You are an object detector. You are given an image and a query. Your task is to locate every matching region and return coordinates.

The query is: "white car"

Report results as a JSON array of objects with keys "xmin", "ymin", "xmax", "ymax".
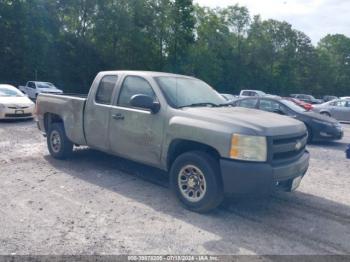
[
  {"xmin": 239, "ymin": 89, "xmax": 266, "ymax": 97},
  {"xmin": 19, "ymin": 81, "xmax": 63, "ymax": 99},
  {"xmin": 0, "ymin": 84, "xmax": 35, "ymax": 120}
]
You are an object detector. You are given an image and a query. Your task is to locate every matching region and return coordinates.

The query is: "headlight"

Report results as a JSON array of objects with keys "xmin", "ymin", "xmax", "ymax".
[{"xmin": 230, "ymin": 134, "xmax": 267, "ymax": 162}]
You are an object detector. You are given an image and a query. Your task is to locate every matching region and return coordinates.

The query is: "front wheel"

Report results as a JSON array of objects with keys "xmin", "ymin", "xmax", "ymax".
[
  {"xmin": 170, "ymin": 151, "xmax": 224, "ymax": 213},
  {"xmin": 47, "ymin": 123, "xmax": 73, "ymax": 159}
]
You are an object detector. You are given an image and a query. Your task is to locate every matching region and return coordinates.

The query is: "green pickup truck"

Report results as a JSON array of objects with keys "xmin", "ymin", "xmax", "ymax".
[{"xmin": 36, "ymin": 71, "xmax": 309, "ymax": 212}]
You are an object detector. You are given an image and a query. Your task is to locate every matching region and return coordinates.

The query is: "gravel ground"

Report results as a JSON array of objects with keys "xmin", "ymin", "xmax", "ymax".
[{"xmin": 0, "ymin": 120, "xmax": 350, "ymax": 255}]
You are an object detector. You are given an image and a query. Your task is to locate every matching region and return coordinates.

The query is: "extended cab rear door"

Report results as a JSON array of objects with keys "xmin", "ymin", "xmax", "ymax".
[
  {"xmin": 108, "ymin": 75, "xmax": 164, "ymax": 167},
  {"xmin": 84, "ymin": 75, "xmax": 119, "ymax": 151}
]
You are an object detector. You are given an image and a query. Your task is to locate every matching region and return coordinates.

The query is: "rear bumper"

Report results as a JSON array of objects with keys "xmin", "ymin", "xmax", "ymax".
[{"xmin": 220, "ymin": 151, "xmax": 310, "ymax": 195}]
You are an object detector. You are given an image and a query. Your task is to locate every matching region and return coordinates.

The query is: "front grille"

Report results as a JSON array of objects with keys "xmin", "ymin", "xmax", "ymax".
[
  {"xmin": 270, "ymin": 132, "xmax": 307, "ymax": 164},
  {"xmin": 5, "ymin": 113, "xmax": 32, "ymax": 118},
  {"xmin": 8, "ymin": 106, "xmax": 29, "ymax": 109}
]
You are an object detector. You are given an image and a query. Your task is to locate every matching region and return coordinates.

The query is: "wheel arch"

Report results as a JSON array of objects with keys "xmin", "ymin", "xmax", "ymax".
[
  {"xmin": 167, "ymin": 139, "xmax": 221, "ymax": 171},
  {"xmin": 320, "ymin": 110, "xmax": 331, "ymax": 116},
  {"xmin": 44, "ymin": 113, "xmax": 64, "ymax": 133}
]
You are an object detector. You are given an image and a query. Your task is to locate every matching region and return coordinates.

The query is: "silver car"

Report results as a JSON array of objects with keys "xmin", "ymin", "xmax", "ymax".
[{"xmin": 313, "ymin": 99, "xmax": 350, "ymax": 122}]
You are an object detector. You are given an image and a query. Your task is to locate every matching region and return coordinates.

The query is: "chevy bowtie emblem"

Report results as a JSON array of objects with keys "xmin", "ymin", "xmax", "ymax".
[{"xmin": 295, "ymin": 140, "xmax": 302, "ymax": 151}]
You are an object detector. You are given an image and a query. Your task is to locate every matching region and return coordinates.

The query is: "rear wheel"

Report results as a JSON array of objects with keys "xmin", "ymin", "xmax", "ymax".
[
  {"xmin": 170, "ymin": 151, "xmax": 223, "ymax": 213},
  {"xmin": 47, "ymin": 123, "xmax": 73, "ymax": 159}
]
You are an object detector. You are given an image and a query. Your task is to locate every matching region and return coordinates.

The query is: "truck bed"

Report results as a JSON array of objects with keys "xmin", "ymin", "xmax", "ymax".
[
  {"xmin": 54, "ymin": 93, "xmax": 88, "ymax": 99},
  {"xmin": 36, "ymin": 93, "xmax": 87, "ymax": 146}
]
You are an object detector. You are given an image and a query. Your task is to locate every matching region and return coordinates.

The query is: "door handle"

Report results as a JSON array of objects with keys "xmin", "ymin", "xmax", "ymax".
[{"xmin": 112, "ymin": 113, "xmax": 125, "ymax": 120}]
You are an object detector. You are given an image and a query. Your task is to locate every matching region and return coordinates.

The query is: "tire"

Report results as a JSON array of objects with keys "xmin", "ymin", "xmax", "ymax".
[
  {"xmin": 170, "ymin": 151, "xmax": 224, "ymax": 213},
  {"xmin": 47, "ymin": 123, "xmax": 73, "ymax": 159},
  {"xmin": 306, "ymin": 125, "xmax": 313, "ymax": 143}
]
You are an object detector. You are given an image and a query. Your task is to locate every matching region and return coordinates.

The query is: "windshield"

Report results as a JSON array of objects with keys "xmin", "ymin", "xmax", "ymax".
[
  {"xmin": 37, "ymin": 82, "xmax": 55, "ymax": 89},
  {"xmin": 281, "ymin": 99, "xmax": 307, "ymax": 113},
  {"xmin": 0, "ymin": 87, "xmax": 24, "ymax": 97},
  {"xmin": 155, "ymin": 77, "xmax": 227, "ymax": 108},
  {"xmin": 256, "ymin": 91, "xmax": 266, "ymax": 96}
]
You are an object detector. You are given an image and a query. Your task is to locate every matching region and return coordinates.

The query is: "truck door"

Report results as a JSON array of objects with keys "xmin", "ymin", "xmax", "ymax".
[
  {"xmin": 109, "ymin": 75, "xmax": 164, "ymax": 166},
  {"xmin": 84, "ymin": 75, "xmax": 119, "ymax": 151}
]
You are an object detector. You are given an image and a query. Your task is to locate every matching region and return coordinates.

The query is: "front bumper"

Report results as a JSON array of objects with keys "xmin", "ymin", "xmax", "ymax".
[
  {"xmin": 313, "ymin": 124, "xmax": 343, "ymax": 140},
  {"xmin": 220, "ymin": 151, "xmax": 310, "ymax": 195}
]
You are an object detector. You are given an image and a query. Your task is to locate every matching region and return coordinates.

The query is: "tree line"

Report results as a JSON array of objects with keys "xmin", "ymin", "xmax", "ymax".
[{"xmin": 1, "ymin": 0, "xmax": 349, "ymax": 96}]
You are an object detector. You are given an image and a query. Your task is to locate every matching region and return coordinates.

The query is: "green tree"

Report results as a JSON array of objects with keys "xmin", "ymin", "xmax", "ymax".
[
  {"xmin": 167, "ymin": 0, "xmax": 195, "ymax": 73},
  {"xmin": 316, "ymin": 34, "xmax": 350, "ymax": 95}
]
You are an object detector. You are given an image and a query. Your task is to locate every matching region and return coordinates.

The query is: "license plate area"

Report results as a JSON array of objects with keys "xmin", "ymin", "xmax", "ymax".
[{"xmin": 15, "ymin": 110, "xmax": 24, "ymax": 114}]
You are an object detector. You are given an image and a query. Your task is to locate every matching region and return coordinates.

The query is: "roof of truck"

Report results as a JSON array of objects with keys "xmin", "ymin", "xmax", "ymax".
[{"xmin": 99, "ymin": 70, "xmax": 196, "ymax": 79}]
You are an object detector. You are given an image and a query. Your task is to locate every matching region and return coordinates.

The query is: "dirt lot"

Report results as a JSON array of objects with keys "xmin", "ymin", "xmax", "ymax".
[{"xmin": 0, "ymin": 120, "xmax": 350, "ymax": 255}]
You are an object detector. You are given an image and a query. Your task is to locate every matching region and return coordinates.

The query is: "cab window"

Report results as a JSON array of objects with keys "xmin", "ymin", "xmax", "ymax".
[
  {"xmin": 28, "ymin": 82, "xmax": 35, "ymax": 89},
  {"xmin": 95, "ymin": 75, "xmax": 118, "ymax": 105},
  {"xmin": 118, "ymin": 76, "xmax": 155, "ymax": 108}
]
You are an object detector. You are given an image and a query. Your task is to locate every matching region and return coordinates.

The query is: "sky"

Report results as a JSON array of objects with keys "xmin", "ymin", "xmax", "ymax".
[{"xmin": 195, "ymin": 0, "xmax": 350, "ymax": 44}]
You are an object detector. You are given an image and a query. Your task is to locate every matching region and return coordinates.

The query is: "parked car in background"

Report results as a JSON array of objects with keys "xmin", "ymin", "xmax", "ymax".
[
  {"xmin": 340, "ymin": 96, "xmax": 350, "ymax": 100},
  {"xmin": 36, "ymin": 71, "xmax": 310, "ymax": 212},
  {"xmin": 323, "ymin": 95, "xmax": 338, "ymax": 102},
  {"xmin": 0, "ymin": 84, "xmax": 35, "ymax": 120},
  {"xmin": 285, "ymin": 97, "xmax": 313, "ymax": 111},
  {"xmin": 232, "ymin": 96, "xmax": 343, "ymax": 143},
  {"xmin": 239, "ymin": 90, "xmax": 266, "ymax": 97},
  {"xmin": 313, "ymin": 99, "xmax": 350, "ymax": 122},
  {"xmin": 221, "ymin": 93, "xmax": 238, "ymax": 103},
  {"xmin": 19, "ymin": 81, "xmax": 63, "ymax": 99},
  {"xmin": 290, "ymin": 94, "xmax": 323, "ymax": 104}
]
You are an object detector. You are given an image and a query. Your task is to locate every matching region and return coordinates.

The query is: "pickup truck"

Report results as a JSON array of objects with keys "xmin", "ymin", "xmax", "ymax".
[
  {"xmin": 19, "ymin": 81, "xmax": 63, "ymax": 99},
  {"xmin": 36, "ymin": 71, "xmax": 310, "ymax": 212}
]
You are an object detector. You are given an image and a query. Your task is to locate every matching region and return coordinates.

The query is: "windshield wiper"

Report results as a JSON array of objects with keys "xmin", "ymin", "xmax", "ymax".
[{"xmin": 178, "ymin": 102, "xmax": 220, "ymax": 108}]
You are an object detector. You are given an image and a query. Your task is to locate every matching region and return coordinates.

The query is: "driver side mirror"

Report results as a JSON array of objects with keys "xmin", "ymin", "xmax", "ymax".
[{"xmin": 130, "ymin": 94, "xmax": 160, "ymax": 113}]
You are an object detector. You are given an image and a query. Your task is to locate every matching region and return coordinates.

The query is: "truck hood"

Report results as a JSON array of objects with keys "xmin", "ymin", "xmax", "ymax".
[
  {"xmin": 39, "ymin": 88, "xmax": 63, "ymax": 93},
  {"xmin": 180, "ymin": 107, "xmax": 306, "ymax": 136}
]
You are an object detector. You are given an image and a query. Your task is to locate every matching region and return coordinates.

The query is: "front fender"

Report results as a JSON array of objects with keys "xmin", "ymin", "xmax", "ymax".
[{"xmin": 161, "ymin": 116, "xmax": 232, "ymax": 166}]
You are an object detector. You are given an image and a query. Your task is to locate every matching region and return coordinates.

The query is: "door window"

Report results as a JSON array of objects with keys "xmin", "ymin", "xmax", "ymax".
[
  {"xmin": 118, "ymin": 76, "xmax": 155, "ymax": 108},
  {"xmin": 259, "ymin": 99, "xmax": 281, "ymax": 112},
  {"xmin": 237, "ymin": 98, "xmax": 258, "ymax": 108},
  {"xmin": 334, "ymin": 100, "xmax": 347, "ymax": 107},
  {"xmin": 95, "ymin": 75, "xmax": 118, "ymax": 105},
  {"xmin": 28, "ymin": 82, "xmax": 35, "ymax": 89}
]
